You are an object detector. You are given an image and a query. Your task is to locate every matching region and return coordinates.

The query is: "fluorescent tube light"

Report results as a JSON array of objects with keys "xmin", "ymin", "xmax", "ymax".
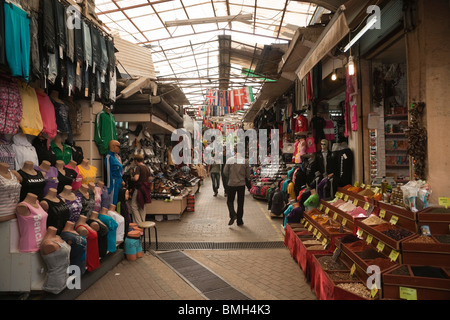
[{"xmin": 343, "ymin": 16, "xmax": 377, "ymax": 52}]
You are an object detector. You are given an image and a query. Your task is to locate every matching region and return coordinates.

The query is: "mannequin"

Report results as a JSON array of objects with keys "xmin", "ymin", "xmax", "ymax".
[
  {"xmin": 124, "ymin": 229, "xmax": 143, "ymax": 261},
  {"xmin": 87, "ymin": 211, "xmax": 109, "ymax": 258},
  {"xmin": 35, "ymin": 160, "xmax": 59, "ymax": 195},
  {"xmin": 105, "ymin": 140, "xmax": 123, "ymax": 205},
  {"xmin": 51, "ymin": 133, "xmax": 72, "ymax": 165},
  {"xmin": 50, "ymin": 90, "xmax": 73, "ymax": 144},
  {"xmin": 59, "ymin": 185, "xmax": 82, "ymax": 222},
  {"xmin": 116, "ymin": 187, "xmax": 131, "ymax": 235},
  {"xmin": 107, "ymin": 204, "xmax": 125, "ymax": 244},
  {"xmin": 40, "ymin": 226, "xmax": 71, "ymax": 295},
  {"xmin": 77, "ymin": 158, "xmax": 97, "ymax": 185},
  {"xmin": 75, "ymin": 215, "xmax": 100, "ymax": 272},
  {"xmin": 93, "ymin": 180, "xmax": 104, "ymax": 212},
  {"xmin": 32, "ymin": 134, "xmax": 57, "ymax": 166},
  {"xmin": 0, "ymin": 163, "xmax": 21, "ymax": 220},
  {"xmin": 56, "ymin": 160, "xmax": 76, "ymax": 193},
  {"xmin": 98, "ymin": 207, "xmax": 119, "ymax": 253},
  {"xmin": 316, "ymin": 139, "xmax": 333, "ymax": 176},
  {"xmin": 60, "ymin": 221, "xmax": 87, "ymax": 276},
  {"xmin": 40, "ymin": 188, "xmax": 70, "ymax": 234},
  {"xmin": 15, "ymin": 193, "xmax": 48, "ymax": 252},
  {"xmin": 66, "ymin": 159, "xmax": 82, "ymax": 191},
  {"xmin": 17, "ymin": 161, "xmax": 46, "ymax": 202},
  {"xmin": 331, "ymin": 141, "xmax": 353, "ymax": 187},
  {"xmin": 75, "ymin": 183, "xmax": 95, "ymax": 218}
]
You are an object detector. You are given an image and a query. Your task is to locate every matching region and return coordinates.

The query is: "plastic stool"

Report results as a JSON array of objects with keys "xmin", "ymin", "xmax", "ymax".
[{"xmin": 137, "ymin": 221, "xmax": 158, "ymax": 252}]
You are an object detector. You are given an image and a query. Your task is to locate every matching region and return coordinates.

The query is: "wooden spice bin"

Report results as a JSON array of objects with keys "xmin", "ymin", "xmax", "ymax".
[
  {"xmin": 401, "ymin": 234, "xmax": 450, "ymax": 267},
  {"xmin": 417, "ymin": 207, "xmax": 450, "ymax": 234},
  {"xmin": 382, "ymin": 264, "xmax": 450, "ymax": 300},
  {"xmin": 320, "ymin": 199, "xmax": 366, "ymax": 234},
  {"xmin": 304, "ymin": 209, "xmax": 352, "ymax": 247},
  {"xmin": 376, "ymin": 201, "xmax": 418, "ymax": 233},
  {"xmin": 356, "ymin": 220, "xmax": 415, "ymax": 251},
  {"xmin": 337, "ymin": 187, "xmax": 369, "ymax": 204}
]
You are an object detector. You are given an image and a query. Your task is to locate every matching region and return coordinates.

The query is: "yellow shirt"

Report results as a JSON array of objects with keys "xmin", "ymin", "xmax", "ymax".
[
  {"xmin": 287, "ymin": 182, "xmax": 296, "ymax": 200},
  {"xmin": 17, "ymin": 80, "xmax": 43, "ymax": 136},
  {"xmin": 77, "ymin": 165, "xmax": 98, "ymax": 185}
]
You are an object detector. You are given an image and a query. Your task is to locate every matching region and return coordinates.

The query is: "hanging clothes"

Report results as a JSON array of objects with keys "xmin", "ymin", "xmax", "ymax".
[
  {"xmin": 51, "ymin": 140, "xmax": 72, "ymax": 165},
  {"xmin": 17, "ymin": 81, "xmax": 43, "ymax": 136},
  {"xmin": 12, "ymin": 133, "xmax": 39, "ymax": 170},
  {"xmin": 50, "ymin": 97, "xmax": 73, "ymax": 144},
  {"xmin": 36, "ymin": 89, "xmax": 57, "ymax": 140},
  {"xmin": 94, "ymin": 108, "xmax": 117, "ymax": 155},
  {"xmin": 0, "ymin": 73, "xmax": 22, "ymax": 135},
  {"xmin": 324, "ymin": 119, "xmax": 336, "ymax": 141},
  {"xmin": 4, "ymin": 2, "xmax": 30, "ymax": 81}
]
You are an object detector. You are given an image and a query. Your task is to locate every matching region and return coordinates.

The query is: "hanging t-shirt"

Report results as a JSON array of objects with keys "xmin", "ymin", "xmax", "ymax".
[
  {"xmin": 324, "ymin": 119, "xmax": 336, "ymax": 141},
  {"xmin": 12, "ymin": 133, "xmax": 39, "ymax": 170},
  {"xmin": 36, "ymin": 89, "xmax": 57, "ymax": 140},
  {"xmin": 306, "ymin": 136, "xmax": 316, "ymax": 154},
  {"xmin": 17, "ymin": 80, "xmax": 43, "ymax": 136},
  {"xmin": 294, "ymin": 115, "xmax": 308, "ymax": 133}
]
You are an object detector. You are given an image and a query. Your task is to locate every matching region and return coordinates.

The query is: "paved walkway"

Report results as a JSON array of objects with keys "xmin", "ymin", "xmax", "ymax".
[{"xmin": 76, "ymin": 177, "xmax": 316, "ymax": 301}]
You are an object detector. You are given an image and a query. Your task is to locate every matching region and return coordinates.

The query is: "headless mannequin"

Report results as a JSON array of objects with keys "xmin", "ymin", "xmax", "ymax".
[
  {"xmin": 16, "ymin": 193, "xmax": 41, "ymax": 216},
  {"xmin": 100, "ymin": 207, "xmax": 109, "ymax": 216},
  {"xmin": 39, "ymin": 160, "xmax": 51, "ymax": 173},
  {"xmin": 89, "ymin": 210, "xmax": 107, "ymax": 230},
  {"xmin": 80, "ymin": 158, "xmax": 90, "ymax": 171},
  {"xmin": 78, "ymin": 184, "xmax": 90, "ymax": 199},
  {"xmin": 40, "ymin": 188, "xmax": 60, "ymax": 211},
  {"xmin": 40, "ymin": 226, "xmax": 65, "ymax": 255},
  {"xmin": 0, "ymin": 162, "xmax": 21, "ymax": 181},
  {"xmin": 56, "ymin": 160, "xmax": 66, "ymax": 175},
  {"xmin": 125, "ymin": 230, "xmax": 142, "ymax": 261},
  {"xmin": 20, "ymin": 160, "xmax": 45, "ymax": 180},
  {"xmin": 108, "ymin": 204, "xmax": 116, "ymax": 213},
  {"xmin": 75, "ymin": 215, "xmax": 96, "ymax": 237},
  {"xmin": 53, "ymin": 134, "xmax": 65, "ymax": 154},
  {"xmin": 62, "ymin": 221, "xmax": 78, "ymax": 238},
  {"xmin": 66, "ymin": 160, "xmax": 77, "ymax": 171},
  {"xmin": 97, "ymin": 181, "xmax": 105, "ymax": 189},
  {"xmin": 59, "ymin": 185, "xmax": 77, "ymax": 201},
  {"xmin": 88, "ymin": 182, "xmax": 96, "ymax": 192}
]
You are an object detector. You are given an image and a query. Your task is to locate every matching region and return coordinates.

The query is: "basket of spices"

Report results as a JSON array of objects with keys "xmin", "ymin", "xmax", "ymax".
[{"xmin": 402, "ymin": 234, "xmax": 450, "ymax": 267}]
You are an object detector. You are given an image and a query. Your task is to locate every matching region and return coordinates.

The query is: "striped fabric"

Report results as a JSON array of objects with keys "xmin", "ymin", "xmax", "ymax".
[{"xmin": 0, "ymin": 171, "xmax": 21, "ymax": 218}]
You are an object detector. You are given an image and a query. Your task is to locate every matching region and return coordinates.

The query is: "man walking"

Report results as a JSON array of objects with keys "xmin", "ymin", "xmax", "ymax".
[
  {"xmin": 208, "ymin": 153, "xmax": 221, "ymax": 196},
  {"xmin": 223, "ymin": 151, "xmax": 250, "ymax": 226}
]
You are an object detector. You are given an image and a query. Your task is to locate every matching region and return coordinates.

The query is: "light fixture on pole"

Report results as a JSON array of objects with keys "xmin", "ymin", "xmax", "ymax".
[
  {"xmin": 331, "ymin": 58, "xmax": 337, "ymax": 81},
  {"xmin": 347, "ymin": 55, "xmax": 355, "ymax": 76},
  {"xmin": 343, "ymin": 16, "xmax": 377, "ymax": 52}
]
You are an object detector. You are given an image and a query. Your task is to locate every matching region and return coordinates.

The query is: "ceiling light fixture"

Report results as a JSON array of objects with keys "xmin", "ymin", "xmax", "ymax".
[
  {"xmin": 165, "ymin": 14, "xmax": 253, "ymax": 27},
  {"xmin": 347, "ymin": 55, "xmax": 355, "ymax": 76},
  {"xmin": 343, "ymin": 16, "xmax": 377, "ymax": 52}
]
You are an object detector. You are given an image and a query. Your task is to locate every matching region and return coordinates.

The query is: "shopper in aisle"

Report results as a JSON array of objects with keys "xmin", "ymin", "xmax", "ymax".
[
  {"xmin": 130, "ymin": 153, "xmax": 152, "ymax": 224},
  {"xmin": 221, "ymin": 146, "xmax": 229, "ymax": 197},
  {"xmin": 223, "ymin": 149, "xmax": 250, "ymax": 226},
  {"xmin": 208, "ymin": 152, "xmax": 221, "ymax": 196}
]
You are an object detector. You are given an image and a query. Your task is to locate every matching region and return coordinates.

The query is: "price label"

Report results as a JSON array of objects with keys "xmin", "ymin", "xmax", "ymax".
[
  {"xmin": 389, "ymin": 249, "xmax": 400, "ymax": 262},
  {"xmin": 366, "ymin": 185, "xmax": 371, "ymax": 189},
  {"xmin": 322, "ymin": 238, "xmax": 328, "ymax": 247},
  {"xmin": 338, "ymin": 192, "xmax": 343, "ymax": 199},
  {"xmin": 399, "ymin": 287, "xmax": 417, "ymax": 300},
  {"xmin": 350, "ymin": 263, "xmax": 356, "ymax": 276},
  {"xmin": 342, "ymin": 218, "xmax": 347, "ymax": 226},
  {"xmin": 300, "ymin": 218, "xmax": 305, "ymax": 224},
  {"xmin": 308, "ymin": 224, "xmax": 313, "ymax": 231},
  {"xmin": 374, "ymin": 187, "xmax": 380, "ymax": 193},
  {"xmin": 335, "ymin": 192, "xmax": 340, "ymax": 198},
  {"xmin": 356, "ymin": 228, "xmax": 363, "ymax": 237},
  {"xmin": 376, "ymin": 241, "xmax": 385, "ymax": 252},
  {"xmin": 361, "ymin": 183, "xmax": 366, "ymax": 189},
  {"xmin": 313, "ymin": 228, "xmax": 318, "ymax": 236},
  {"xmin": 333, "ymin": 212, "xmax": 338, "ymax": 220},
  {"xmin": 389, "ymin": 215, "xmax": 399, "ymax": 225},
  {"xmin": 364, "ymin": 203, "xmax": 370, "ymax": 210},
  {"xmin": 344, "ymin": 195, "xmax": 349, "ymax": 201},
  {"xmin": 366, "ymin": 234, "xmax": 373, "ymax": 244},
  {"xmin": 380, "ymin": 209, "xmax": 386, "ymax": 219},
  {"xmin": 354, "ymin": 182, "xmax": 359, "ymax": 187},
  {"xmin": 325, "ymin": 207, "xmax": 330, "ymax": 215},
  {"xmin": 353, "ymin": 199, "xmax": 358, "ymax": 206},
  {"xmin": 319, "ymin": 204, "xmax": 324, "ymax": 211},
  {"xmin": 316, "ymin": 232, "xmax": 322, "ymax": 240},
  {"xmin": 370, "ymin": 284, "xmax": 378, "ymax": 299},
  {"xmin": 438, "ymin": 197, "xmax": 450, "ymax": 209},
  {"xmin": 304, "ymin": 221, "xmax": 309, "ymax": 228}
]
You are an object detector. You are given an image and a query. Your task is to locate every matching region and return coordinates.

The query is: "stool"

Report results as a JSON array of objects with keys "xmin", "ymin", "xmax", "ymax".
[{"xmin": 137, "ymin": 221, "xmax": 158, "ymax": 252}]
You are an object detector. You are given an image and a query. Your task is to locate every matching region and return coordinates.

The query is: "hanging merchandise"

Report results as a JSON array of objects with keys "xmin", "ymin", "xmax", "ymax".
[
  {"xmin": 3, "ymin": 1, "xmax": 30, "ymax": 81},
  {"xmin": 17, "ymin": 80, "xmax": 43, "ymax": 137},
  {"xmin": 0, "ymin": 73, "xmax": 22, "ymax": 135},
  {"xmin": 36, "ymin": 89, "xmax": 57, "ymax": 140},
  {"xmin": 406, "ymin": 102, "xmax": 427, "ymax": 179},
  {"xmin": 94, "ymin": 106, "xmax": 117, "ymax": 155}
]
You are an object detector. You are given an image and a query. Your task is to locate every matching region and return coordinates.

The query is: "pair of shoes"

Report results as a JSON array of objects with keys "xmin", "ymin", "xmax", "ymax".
[
  {"xmin": 228, "ymin": 216, "xmax": 236, "ymax": 226},
  {"xmin": 213, "ymin": 192, "xmax": 217, "ymax": 196},
  {"xmin": 237, "ymin": 220, "xmax": 244, "ymax": 226}
]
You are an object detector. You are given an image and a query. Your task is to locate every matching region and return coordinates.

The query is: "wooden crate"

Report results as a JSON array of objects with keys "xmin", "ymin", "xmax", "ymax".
[{"xmin": 402, "ymin": 234, "xmax": 450, "ymax": 267}]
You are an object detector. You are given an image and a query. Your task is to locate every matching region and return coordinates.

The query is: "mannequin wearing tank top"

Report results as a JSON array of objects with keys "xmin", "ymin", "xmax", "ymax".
[
  {"xmin": 0, "ymin": 162, "xmax": 21, "ymax": 220},
  {"xmin": 59, "ymin": 185, "xmax": 82, "ymax": 222},
  {"xmin": 16, "ymin": 193, "xmax": 49, "ymax": 252},
  {"xmin": 87, "ymin": 210, "xmax": 109, "ymax": 258},
  {"xmin": 75, "ymin": 183, "xmax": 95, "ymax": 218},
  {"xmin": 34, "ymin": 160, "xmax": 59, "ymax": 196},
  {"xmin": 66, "ymin": 160, "xmax": 82, "ymax": 191},
  {"xmin": 17, "ymin": 161, "xmax": 47, "ymax": 202},
  {"xmin": 56, "ymin": 160, "xmax": 75, "ymax": 193},
  {"xmin": 60, "ymin": 221, "xmax": 87, "ymax": 275},
  {"xmin": 107, "ymin": 204, "xmax": 125, "ymax": 243},
  {"xmin": 40, "ymin": 226, "xmax": 71, "ymax": 294},
  {"xmin": 40, "ymin": 188, "xmax": 70, "ymax": 234},
  {"xmin": 75, "ymin": 215, "xmax": 100, "ymax": 272}
]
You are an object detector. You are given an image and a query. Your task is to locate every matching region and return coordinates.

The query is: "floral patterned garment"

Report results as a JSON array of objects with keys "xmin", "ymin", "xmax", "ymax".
[{"xmin": 0, "ymin": 76, "xmax": 23, "ymax": 135}]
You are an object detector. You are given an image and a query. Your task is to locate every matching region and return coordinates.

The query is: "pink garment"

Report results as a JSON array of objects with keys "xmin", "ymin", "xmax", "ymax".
[
  {"xmin": 35, "ymin": 89, "xmax": 57, "ymax": 140},
  {"xmin": 94, "ymin": 186, "xmax": 103, "ymax": 212},
  {"xmin": 324, "ymin": 120, "xmax": 335, "ymax": 141},
  {"xmin": 66, "ymin": 165, "xmax": 82, "ymax": 191},
  {"xmin": 16, "ymin": 201, "xmax": 48, "ymax": 252},
  {"xmin": 351, "ymin": 104, "xmax": 358, "ymax": 131},
  {"xmin": 306, "ymin": 136, "xmax": 316, "ymax": 154}
]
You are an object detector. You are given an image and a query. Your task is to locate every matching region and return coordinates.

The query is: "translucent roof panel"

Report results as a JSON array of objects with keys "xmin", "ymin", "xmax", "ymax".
[{"xmin": 95, "ymin": 0, "xmax": 319, "ymax": 121}]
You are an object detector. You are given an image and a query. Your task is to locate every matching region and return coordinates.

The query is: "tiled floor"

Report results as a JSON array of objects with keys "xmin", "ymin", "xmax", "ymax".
[{"xmin": 76, "ymin": 177, "xmax": 317, "ymax": 300}]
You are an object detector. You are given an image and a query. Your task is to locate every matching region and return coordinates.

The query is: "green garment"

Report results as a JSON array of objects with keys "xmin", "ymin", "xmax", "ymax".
[
  {"xmin": 94, "ymin": 109, "xmax": 117, "ymax": 155},
  {"xmin": 51, "ymin": 141, "xmax": 72, "ymax": 165},
  {"xmin": 304, "ymin": 193, "xmax": 319, "ymax": 209},
  {"xmin": 209, "ymin": 163, "xmax": 221, "ymax": 173}
]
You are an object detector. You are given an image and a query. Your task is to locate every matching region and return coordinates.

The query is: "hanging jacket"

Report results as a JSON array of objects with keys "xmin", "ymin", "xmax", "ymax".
[{"xmin": 94, "ymin": 108, "xmax": 117, "ymax": 155}]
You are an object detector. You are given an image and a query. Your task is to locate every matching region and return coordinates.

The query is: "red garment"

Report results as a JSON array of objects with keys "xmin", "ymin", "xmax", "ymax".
[
  {"xmin": 295, "ymin": 115, "xmax": 308, "ymax": 133},
  {"xmin": 35, "ymin": 89, "xmax": 57, "ymax": 140},
  {"xmin": 306, "ymin": 72, "xmax": 313, "ymax": 101},
  {"xmin": 66, "ymin": 165, "xmax": 82, "ymax": 191},
  {"xmin": 306, "ymin": 136, "xmax": 316, "ymax": 153},
  {"xmin": 76, "ymin": 224, "xmax": 100, "ymax": 272}
]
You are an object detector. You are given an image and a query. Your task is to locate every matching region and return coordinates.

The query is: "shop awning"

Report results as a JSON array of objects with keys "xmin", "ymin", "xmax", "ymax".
[{"xmin": 295, "ymin": 0, "xmax": 377, "ymax": 81}]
